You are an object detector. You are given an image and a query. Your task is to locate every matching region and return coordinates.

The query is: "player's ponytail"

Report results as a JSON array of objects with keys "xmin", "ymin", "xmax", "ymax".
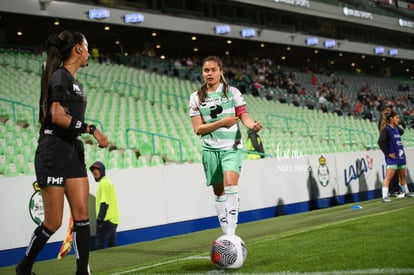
[{"xmin": 379, "ymin": 107, "xmax": 391, "ymax": 133}]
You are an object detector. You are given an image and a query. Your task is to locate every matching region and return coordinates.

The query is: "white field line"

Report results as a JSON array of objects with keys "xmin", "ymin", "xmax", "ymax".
[
  {"xmin": 111, "ymin": 255, "xmax": 209, "ymax": 274},
  {"xmin": 111, "ymin": 206, "xmax": 413, "ymax": 275}
]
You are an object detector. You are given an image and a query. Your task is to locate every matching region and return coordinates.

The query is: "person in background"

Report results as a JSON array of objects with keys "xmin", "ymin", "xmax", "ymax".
[
  {"xmin": 378, "ymin": 110, "xmax": 414, "ymax": 202},
  {"xmin": 378, "ymin": 107, "xmax": 401, "ymax": 197},
  {"xmin": 89, "ymin": 161, "xmax": 120, "ymax": 250},
  {"xmin": 246, "ymin": 128, "xmax": 265, "ymax": 159},
  {"xmin": 16, "ymin": 30, "xmax": 108, "ymax": 275},
  {"xmin": 90, "ymin": 44, "xmax": 100, "ymax": 63},
  {"xmin": 189, "ymin": 55, "xmax": 262, "ymax": 236}
]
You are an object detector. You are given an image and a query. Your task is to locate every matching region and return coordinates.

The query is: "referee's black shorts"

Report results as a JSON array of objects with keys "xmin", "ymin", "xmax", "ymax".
[{"xmin": 35, "ymin": 134, "xmax": 87, "ymax": 188}]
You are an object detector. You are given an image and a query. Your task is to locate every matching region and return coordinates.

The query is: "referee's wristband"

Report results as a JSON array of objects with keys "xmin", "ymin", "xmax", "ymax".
[
  {"xmin": 89, "ymin": 124, "xmax": 96, "ymax": 135},
  {"xmin": 69, "ymin": 117, "xmax": 87, "ymax": 133}
]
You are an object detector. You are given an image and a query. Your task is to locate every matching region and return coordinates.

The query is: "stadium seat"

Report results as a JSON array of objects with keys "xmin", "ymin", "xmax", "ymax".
[
  {"xmin": 136, "ymin": 156, "xmax": 151, "ymax": 168},
  {"xmin": 4, "ymin": 163, "xmax": 20, "ymax": 177},
  {"xmin": 150, "ymin": 155, "xmax": 164, "ymax": 167},
  {"xmin": 23, "ymin": 161, "xmax": 35, "ymax": 176}
]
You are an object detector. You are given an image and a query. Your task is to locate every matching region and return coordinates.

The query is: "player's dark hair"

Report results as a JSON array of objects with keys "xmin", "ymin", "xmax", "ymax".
[
  {"xmin": 197, "ymin": 55, "xmax": 228, "ymax": 104},
  {"xmin": 39, "ymin": 30, "xmax": 85, "ymax": 124},
  {"xmin": 379, "ymin": 107, "xmax": 391, "ymax": 133},
  {"xmin": 380, "ymin": 110, "xmax": 398, "ymax": 133}
]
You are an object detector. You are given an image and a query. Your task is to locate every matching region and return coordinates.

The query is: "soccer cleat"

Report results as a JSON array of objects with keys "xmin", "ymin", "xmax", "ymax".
[
  {"xmin": 390, "ymin": 192, "xmax": 403, "ymax": 197},
  {"xmin": 396, "ymin": 192, "xmax": 405, "ymax": 198},
  {"xmin": 382, "ymin": 197, "xmax": 391, "ymax": 203},
  {"xmin": 404, "ymin": 193, "xmax": 414, "ymax": 198},
  {"xmin": 15, "ymin": 263, "xmax": 35, "ymax": 275}
]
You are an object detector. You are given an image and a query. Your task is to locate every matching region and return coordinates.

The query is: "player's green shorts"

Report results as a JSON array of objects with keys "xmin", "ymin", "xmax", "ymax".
[
  {"xmin": 202, "ymin": 149, "xmax": 242, "ymax": 186},
  {"xmin": 387, "ymin": 164, "xmax": 406, "ymax": 169}
]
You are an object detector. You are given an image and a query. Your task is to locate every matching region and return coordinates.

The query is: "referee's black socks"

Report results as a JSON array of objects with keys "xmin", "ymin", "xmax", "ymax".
[
  {"xmin": 17, "ymin": 223, "xmax": 54, "ymax": 274},
  {"xmin": 74, "ymin": 219, "xmax": 91, "ymax": 275}
]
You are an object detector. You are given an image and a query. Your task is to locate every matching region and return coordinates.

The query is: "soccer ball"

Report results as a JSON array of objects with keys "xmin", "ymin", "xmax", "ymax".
[{"xmin": 210, "ymin": 234, "xmax": 247, "ymax": 269}]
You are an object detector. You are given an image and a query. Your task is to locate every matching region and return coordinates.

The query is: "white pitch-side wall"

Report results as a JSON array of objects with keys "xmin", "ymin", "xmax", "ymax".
[{"xmin": 1, "ymin": 148, "xmax": 413, "ymax": 251}]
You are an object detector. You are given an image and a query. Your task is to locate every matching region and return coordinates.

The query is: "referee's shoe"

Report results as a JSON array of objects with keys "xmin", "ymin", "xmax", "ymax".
[{"xmin": 16, "ymin": 263, "xmax": 35, "ymax": 275}]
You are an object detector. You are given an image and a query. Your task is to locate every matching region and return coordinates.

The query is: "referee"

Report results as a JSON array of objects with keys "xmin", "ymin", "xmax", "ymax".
[{"xmin": 16, "ymin": 30, "xmax": 108, "ymax": 275}]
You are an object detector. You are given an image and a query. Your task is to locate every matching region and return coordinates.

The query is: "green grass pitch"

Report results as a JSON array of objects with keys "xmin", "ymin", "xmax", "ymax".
[{"xmin": 2, "ymin": 198, "xmax": 414, "ymax": 274}]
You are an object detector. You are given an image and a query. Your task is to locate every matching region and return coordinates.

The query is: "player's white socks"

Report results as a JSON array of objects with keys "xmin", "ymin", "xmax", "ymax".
[
  {"xmin": 401, "ymin": 184, "xmax": 410, "ymax": 194},
  {"xmin": 215, "ymin": 195, "xmax": 228, "ymax": 235},
  {"xmin": 382, "ymin": 187, "xmax": 389, "ymax": 198},
  {"xmin": 225, "ymin": 185, "xmax": 239, "ymax": 235}
]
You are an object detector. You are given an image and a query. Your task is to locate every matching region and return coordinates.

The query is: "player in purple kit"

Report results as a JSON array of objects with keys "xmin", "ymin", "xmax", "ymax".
[{"xmin": 378, "ymin": 110, "xmax": 413, "ymax": 202}]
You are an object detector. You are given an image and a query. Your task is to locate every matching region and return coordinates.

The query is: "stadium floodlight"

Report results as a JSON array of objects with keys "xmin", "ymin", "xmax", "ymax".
[
  {"xmin": 88, "ymin": 9, "xmax": 110, "ymax": 20},
  {"xmin": 388, "ymin": 49, "xmax": 398, "ymax": 56},
  {"xmin": 240, "ymin": 28, "xmax": 256, "ymax": 38},
  {"xmin": 373, "ymin": 47, "xmax": 384, "ymax": 55},
  {"xmin": 274, "ymin": 0, "xmax": 310, "ymax": 8},
  {"xmin": 323, "ymin": 40, "xmax": 336, "ymax": 48},
  {"xmin": 343, "ymin": 7, "xmax": 373, "ymax": 20},
  {"xmin": 124, "ymin": 13, "xmax": 144, "ymax": 24},
  {"xmin": 214, "ymin": 25, "xmax": 231, "ymax": 35},
  {"xmin": 305, "ymin": 37, "xmax": 318, "ymax": 46},
  {"xmin": 399, "ymin": 19, "xmax": 414, "ymax": 28}
]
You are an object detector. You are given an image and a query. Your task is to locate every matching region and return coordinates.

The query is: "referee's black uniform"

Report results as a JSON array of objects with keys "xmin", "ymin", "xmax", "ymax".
[{"xmin": 36, "ymin": 67, "xmax": 88, "ymax": 188}]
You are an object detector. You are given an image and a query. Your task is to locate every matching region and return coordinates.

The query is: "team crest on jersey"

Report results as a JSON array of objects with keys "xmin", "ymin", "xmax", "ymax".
[{"xmin": 29, "ymin": 181, "xmax": 44, "ymax": 225}]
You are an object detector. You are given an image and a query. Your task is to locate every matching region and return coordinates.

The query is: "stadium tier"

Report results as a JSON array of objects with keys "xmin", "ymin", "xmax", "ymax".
[{"xmin": 0, "ymin": 48, "xmax": 413, "ymax": 177}]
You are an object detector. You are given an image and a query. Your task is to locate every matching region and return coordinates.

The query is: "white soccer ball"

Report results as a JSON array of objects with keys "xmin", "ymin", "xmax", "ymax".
[{"xmin": 210, "ymin": 234, "xmax": 247, "ymax": 269}]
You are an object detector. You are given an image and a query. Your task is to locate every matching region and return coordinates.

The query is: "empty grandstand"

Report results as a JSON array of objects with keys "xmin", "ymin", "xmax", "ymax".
[
  {"xmin": 0, "ymin": 1, "xmax": 414, "ymax": 174},
  {"xmin": 0, "ymin": 47, "xmax": 413, "ymax": 176}
]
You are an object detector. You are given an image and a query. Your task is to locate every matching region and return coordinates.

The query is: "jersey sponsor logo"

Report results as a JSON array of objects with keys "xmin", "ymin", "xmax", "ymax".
[
  {"xmin": 72, "ymin": 83, "xmax": 83, "ymax": 96},
  {"xmin": 209, "ymin": 105, "xmax": 223, "ymax": 119},
  {"xmin": 47, "ymin": 176, "xmax": 64, "ymax": 185}
]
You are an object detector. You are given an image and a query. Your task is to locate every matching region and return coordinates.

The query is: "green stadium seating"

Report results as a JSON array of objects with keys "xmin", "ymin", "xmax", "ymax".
[{"xmin": 1, "ymin": 48, "xmax": 414, "ymax": 177}]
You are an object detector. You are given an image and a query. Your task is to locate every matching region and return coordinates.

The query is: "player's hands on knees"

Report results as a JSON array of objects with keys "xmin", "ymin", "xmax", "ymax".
[
  {"xmin": 93, "ymin": 129, "xmax": 109, "ymax": 148},
  {"xmin": 221, "ymin": 116, "xmax": 239, "ymax": 128}
]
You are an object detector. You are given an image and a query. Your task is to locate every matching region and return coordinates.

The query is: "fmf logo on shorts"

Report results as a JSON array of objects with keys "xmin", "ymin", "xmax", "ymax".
[{"xmin": 47, "ymin": 176, "xmax": 64, "ymax": 185}]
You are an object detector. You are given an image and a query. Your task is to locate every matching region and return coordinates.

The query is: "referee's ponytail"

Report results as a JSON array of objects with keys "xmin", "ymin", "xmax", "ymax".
[{"xmin": 39, "ymin": 31, "xmax": 85, "ymax": 124}]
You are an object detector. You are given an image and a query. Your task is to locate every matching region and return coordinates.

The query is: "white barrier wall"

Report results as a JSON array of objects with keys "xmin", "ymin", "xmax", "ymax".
[{"xmin": 1, "ymin": 148, "xmax": 413, "ymax": 262}]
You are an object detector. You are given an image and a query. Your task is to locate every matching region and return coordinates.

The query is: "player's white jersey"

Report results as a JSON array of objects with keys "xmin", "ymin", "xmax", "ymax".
[{"xmin": 189, "ymin": 83, "xmax": 246, "ymax": 151}]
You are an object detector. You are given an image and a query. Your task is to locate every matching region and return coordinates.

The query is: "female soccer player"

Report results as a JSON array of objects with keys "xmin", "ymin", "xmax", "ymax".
[
  {"xmin": 378, "ymin": 110, "xmax": 413, "ymax": 202},
  {"xmin": 189, "ymin": 56, "xmax": 262, "ymax": 235},
  {"xmin": 16, "ymin": 30, "xmax": 108, "ymax": 275}
]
